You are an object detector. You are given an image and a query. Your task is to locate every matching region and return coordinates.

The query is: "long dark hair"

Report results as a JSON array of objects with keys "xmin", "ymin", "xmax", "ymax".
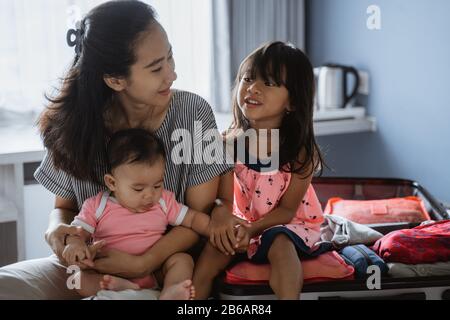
[
  {"xmin": 228, "ymin": 41, "xmax": 324, "ymax": 177},
  {"xmin": 38, "ymin": 0, "xmax": 158, "ymax": 184}
]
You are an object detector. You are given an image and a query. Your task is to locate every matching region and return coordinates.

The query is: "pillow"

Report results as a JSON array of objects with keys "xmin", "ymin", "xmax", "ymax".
[
  {"xmin": 324, "ymin": 196, "xmax": 431, "ymax": 225},
  {"xmin": 225, "ymin": 251, "xmax": 354, "ymax": 285}
]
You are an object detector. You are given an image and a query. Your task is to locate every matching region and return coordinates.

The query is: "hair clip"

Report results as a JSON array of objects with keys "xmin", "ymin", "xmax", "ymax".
[
  {"xmin": 66, "ymin": 29, "xmax": 82, "ymax": 56},
  {"xmin": 66, "ymin": 21, "xmax": 84, "ymax": 56}
]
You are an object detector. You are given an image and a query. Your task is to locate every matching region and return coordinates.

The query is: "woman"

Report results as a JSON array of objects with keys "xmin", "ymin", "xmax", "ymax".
[{"xmin": 0, "ymin": 0, "xmax": 240, "ymax": 299}]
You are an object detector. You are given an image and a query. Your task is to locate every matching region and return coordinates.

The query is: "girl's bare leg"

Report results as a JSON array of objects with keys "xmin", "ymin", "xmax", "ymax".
[
  {"xmin": 193, "ymin": 242, "xmax": 233, "ymax": 300},
  {"xmin": 267, "ymin": 234, "xmax": 303, "ymax": 300}
]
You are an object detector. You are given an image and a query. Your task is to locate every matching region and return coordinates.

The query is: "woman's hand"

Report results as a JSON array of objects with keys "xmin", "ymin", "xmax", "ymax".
[
  {"xmin": 209, "ymin": 207, "xmax": 250, "ymax": 256},
  {"xmin": 45, "ymin": 224, "xmax": 84, "ymax": 265},
  {"xmin": 91, "ymin": 248, "xmax": 145, "ymax": 278}
]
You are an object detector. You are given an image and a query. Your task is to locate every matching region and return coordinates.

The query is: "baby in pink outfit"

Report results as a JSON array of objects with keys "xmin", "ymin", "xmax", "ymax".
[{"xmin": 62, "ymin": 129, "xmax": 211, "ymax": 299}]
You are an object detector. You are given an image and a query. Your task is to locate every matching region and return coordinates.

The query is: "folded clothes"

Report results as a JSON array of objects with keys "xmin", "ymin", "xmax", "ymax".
[
  {"xmin": 314, "ymin": 214, "xmax": 383, "ymax": 250},
  {"xmin": 388, "ymin": 261, "xmax": 450, "ymax": 278},
  {"xmin": 324, "ymin": 196, "xmax": 431, "ymax": 225}
]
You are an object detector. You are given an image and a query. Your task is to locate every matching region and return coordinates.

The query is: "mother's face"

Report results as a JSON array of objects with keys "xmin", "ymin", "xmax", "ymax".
[{"xmin": 121, "ymin": 23, "xmax": 177, "ymax": 109}]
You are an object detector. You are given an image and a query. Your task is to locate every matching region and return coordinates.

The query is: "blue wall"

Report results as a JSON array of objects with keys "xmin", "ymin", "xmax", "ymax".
[{"xmin": 307, "ymin": 0, "xmax": 450, "ymax": 204}]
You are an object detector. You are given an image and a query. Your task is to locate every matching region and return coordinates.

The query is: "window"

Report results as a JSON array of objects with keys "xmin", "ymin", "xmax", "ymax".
[{"xmin": 0, "ymin": 0, "xmax": 213, "ymax": 121}]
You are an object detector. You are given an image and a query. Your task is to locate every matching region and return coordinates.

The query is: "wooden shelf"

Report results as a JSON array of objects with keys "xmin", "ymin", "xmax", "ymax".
[{"xmin": 313, "ymin": 116, "xmax": 377, "ymax": 136}]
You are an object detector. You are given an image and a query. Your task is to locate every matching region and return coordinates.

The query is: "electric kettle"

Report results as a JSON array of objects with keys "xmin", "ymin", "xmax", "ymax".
[{"xmin": 316, "ymin": 64, "xmax": 360, "ymax": 110}]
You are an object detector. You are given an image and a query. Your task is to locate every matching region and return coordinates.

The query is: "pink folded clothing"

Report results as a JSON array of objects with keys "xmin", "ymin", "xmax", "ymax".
[
  {"xmin": 225, "ymin": 251, "xmax": 354, "ymax": 285},
  {"xmin": 324, "ymin": 196, "xmax": 431, "ymax": 224},
  {"xmin": 372, "ymin": 220, "xmax": 450, "ymax": 264}
]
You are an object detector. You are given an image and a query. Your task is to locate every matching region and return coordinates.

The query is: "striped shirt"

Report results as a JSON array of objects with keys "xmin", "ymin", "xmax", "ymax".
[{"xmin": 34, "ymin": 90, "xmax": 233, "ymax": 210}]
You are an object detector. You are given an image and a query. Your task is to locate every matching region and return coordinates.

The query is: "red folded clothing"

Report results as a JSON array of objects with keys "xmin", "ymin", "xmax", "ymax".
[
  {"xmin": 324, "ymin": 196, "xmax": 431, "ymax": 224},
  {"xmin": 372, "ymin": 220, "xmax": 450, "ymax": 264}
]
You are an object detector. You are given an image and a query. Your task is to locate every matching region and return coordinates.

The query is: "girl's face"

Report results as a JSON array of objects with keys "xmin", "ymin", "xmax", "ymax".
[
  {"xmin": 105, "ymin": 158, "xmax": 165, "ymax": 213},
  {"xmin": 237, "ymin": 64, "xmax": 290, "ymax": 129},
  {"xmin": 118, "ymin": 23, "xmax": 177, "ymax": 111}
]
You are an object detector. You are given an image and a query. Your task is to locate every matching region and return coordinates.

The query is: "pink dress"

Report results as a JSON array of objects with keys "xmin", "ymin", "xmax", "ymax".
[{"xmin": 233, "ymin": 161, "xmax": 324, "ymax": 259}]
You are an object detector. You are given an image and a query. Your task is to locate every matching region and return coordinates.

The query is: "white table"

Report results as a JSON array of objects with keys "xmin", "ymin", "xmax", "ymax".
[{"xmin": 0, "ymin": 124, "xmax": 44, "ymax": 261}]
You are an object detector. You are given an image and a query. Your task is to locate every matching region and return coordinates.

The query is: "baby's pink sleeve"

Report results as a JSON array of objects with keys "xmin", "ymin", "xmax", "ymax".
[
  {"xmin": 71, "ymin": 196, "xmax": 98, "ymax": 234},
  {"xmin": 161, "ymin": 190, "xmax": 189, "ymax": 226}
]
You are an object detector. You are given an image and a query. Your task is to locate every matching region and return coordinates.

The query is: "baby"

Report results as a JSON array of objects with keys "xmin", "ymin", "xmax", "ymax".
[{"xmin": 62, "ymin": 128, "xmax": 211, "ymax": 299}]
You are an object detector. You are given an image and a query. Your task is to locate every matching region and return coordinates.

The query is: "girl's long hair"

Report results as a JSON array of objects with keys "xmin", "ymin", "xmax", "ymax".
[
  {"xmin": 38, "ymin": 0, "xmax": 157, "ymax": 184},
  {"xmin": 228, "ymin": 41, "xmax": 324, "ymax": 178}
]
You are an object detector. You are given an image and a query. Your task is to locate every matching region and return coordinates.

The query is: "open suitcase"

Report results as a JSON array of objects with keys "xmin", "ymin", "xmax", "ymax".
[{"xmin": 214, "ymin": 177, "xmax": 450, "ymax": 300}]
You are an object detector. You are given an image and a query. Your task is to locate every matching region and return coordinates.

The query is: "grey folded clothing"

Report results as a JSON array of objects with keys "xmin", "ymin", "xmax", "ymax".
[
  {"xmin": 388, "ymin": 261, "xmax": 450, "ymax": 278},
  {"xmin": 88, "ymin": 289, "xmax": 160, "ymax": 300},
  {"xmin": 315, "ymin": 214, "xmax": 383, "ymax": 249}
]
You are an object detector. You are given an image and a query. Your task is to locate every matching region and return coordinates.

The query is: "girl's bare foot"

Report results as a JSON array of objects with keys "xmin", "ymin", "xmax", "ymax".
[
  {"xmin": 100, "ymin": 275, "xmax": 140, "ymax": 291},
  {"xmin": 159, "ymin": 280, "xmax": 195, "ymax": 300}
]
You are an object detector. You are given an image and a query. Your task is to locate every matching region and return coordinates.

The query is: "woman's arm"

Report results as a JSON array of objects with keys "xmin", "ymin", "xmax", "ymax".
[
  {"xmin": 92, "ymin": 177, "xmax": 221, "ymax": 278},
  {"xmin": 45, "ymin": 196, "xmax": 85, "ymax": 265}
]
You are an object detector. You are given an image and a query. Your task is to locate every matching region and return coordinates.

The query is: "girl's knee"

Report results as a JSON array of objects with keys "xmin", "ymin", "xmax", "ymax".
[
  {"xmin": 268, "ymin": 234, "xmax": 296, "ymax": 259},
  {"xmin": 272, "ymin": 233, "xmax": 293, "ymax": 248}
]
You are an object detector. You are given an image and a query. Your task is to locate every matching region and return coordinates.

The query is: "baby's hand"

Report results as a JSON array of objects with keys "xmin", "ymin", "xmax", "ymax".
[
  {"xmin": 62, "ymin": 236, "xmax": 90, "ymax": 267},
  {"xmin": 85, "ymin": 240, "xmax": 106, "ymax": 262}
]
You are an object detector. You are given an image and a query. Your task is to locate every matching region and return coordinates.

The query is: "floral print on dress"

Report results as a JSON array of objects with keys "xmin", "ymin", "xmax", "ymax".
[{"xmin": 233, "ymin": 161, "xmax": 325, "ymax": 259}]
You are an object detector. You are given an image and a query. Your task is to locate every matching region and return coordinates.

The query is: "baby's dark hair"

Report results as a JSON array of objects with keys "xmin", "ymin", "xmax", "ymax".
[{"xmin": 106, "ymin": 128, "xmax": 166, "ymax": 172}]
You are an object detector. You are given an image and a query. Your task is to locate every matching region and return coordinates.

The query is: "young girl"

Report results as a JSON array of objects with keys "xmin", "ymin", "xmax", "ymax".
[
  {"xmin": 193, "ymin": 41, "xmax": 326, "ymax": 300},
  {"xmin": 62, "ymin": 128, "xmax": 211, "ymax": 299}
]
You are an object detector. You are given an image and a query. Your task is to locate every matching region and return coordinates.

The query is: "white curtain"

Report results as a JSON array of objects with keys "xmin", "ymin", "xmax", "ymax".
[
  {"xmin": 0, "ymin": 0, "xmax": 102, "ymax": 116},
  {"xmin": 0, "ymin": 0, "xmax": 212, "ymax": 118},
  {"xmin": 151, "ymin": 0, "xmax": 212, "ymax": 106},
  {"xmin": 229, "ymin": 0, "xmax": 306, "ymax": 77},
  {"xmin": 0, "ymin": 0, "xmax": 305, "ymax": 119},
  {"xmin": 211, "ymin": 0, "xmax": 231, "ymax": 113}
]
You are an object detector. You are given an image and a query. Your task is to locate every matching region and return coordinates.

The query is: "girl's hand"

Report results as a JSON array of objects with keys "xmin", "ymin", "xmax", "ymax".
[
  {"xmin": 91, "ymin": 248, "xmax": 145, "ymax": 278},
  {"xmin": 45, "ymin": 224, "xmax": 84, "ymax": 265},
  {"xmin": 209, "ymin": 208, "xmax": 250, "ymax": 255},
  {"xmin": 234, "ymin": 224, "xmax": 254, "ymax": 253}
]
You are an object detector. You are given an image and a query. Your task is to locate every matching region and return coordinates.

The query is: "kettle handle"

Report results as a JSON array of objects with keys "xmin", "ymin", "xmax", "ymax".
[{"xmin": 343, "ymin": 67, "xmax": 360, "ymax": 108}]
